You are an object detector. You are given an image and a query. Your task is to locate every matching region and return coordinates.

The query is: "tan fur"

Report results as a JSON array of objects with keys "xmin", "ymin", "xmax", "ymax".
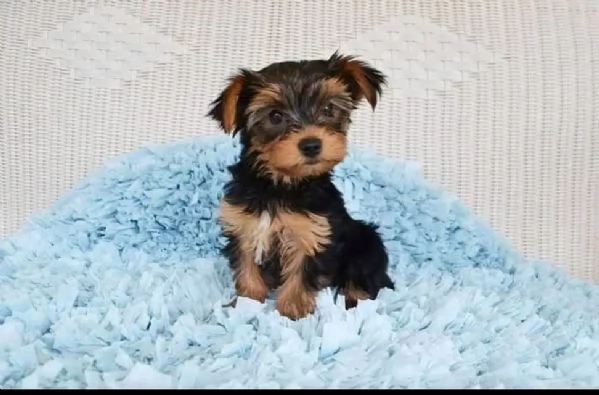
[
  {"xmin": 319, "ymin": 78, "xmax": 354, "ymax": 114},
  {"xmin": 246, "ymin": 84, "xmax": 282, "ymax": 115},
  {"xmin": 276, "ymin": 274, "xmax": 317, "ymax": 320},
  {"xmin": 221, "ymin": 74, "xmax": 246, "ymax": 133},
  {"xmin": 343, "ymin": 281, "xmax": 370, "ymax": 309},
  {"xmin": 338, "ymin": 59, "xmax": 376, "ymax": 107},
  {"xmin": 235, "ymin": 254, "xmax": 269, "ymax": 301},
  {"xmin": 320, "ymin": 78, "xmax": 349, "ymax": 99},
  {"xmin": 275, "ymin": 211, "xmax": 331, "ymax": 319},
  {"xmin": 277, "ymin": 211, "xmax": 331, "ymax": 256},
  {"xmin": 219, "ymin": 201, "xmax": 269, "ymax": 301},
  {"xmin": 256, "ymin": 126, "xmax": 347, "ymax": 182},
  {"xmin": 219, "ymin": 200, "xmax": 332, "ymax": 319}
]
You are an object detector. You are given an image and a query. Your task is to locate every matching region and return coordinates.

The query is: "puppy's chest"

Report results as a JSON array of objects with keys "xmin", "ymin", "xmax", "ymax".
[
  {"xmin": 219, "ymin": 202, "xmax": 331, "ymax": 265},
  {"xmin": 251, "ymin": 210, "xmax": 277, "ymax": 265}
]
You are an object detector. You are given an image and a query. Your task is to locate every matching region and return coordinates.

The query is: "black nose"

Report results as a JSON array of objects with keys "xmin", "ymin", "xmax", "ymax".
[{"xmin": 298, "ymin": 137, "xmax": 322, "ymax": 158}]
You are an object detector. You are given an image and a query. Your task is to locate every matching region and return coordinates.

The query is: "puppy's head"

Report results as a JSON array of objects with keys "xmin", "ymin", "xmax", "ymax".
[{"xmin": 208, "ymin": 52, "xmax": 386, "ymax": 182}]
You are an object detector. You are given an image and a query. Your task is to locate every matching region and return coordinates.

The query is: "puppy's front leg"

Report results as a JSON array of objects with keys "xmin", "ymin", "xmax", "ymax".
[
  {"xmin": 219, "ymin": 199, "xmax": 269, "ymax": 303},
  {"xmin": 275, "ymin": 211, "xmax": 331, "ymax": 320},
  {"xmin": 276, "ymin": 253, "xmax": 316, "ymax": 320},
  {"xmin": 233, "ymin": 246, "xmax": 269, "ymax": 302},
  {"xmin": 221, "ymin": 241, "xmax": 269, "ymax": 308}
]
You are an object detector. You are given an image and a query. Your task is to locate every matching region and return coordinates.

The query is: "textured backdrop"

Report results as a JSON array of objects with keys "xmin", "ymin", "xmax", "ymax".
[{"xmin": 0, "ymin": 0, "xmax": 597, "ymax": 281}]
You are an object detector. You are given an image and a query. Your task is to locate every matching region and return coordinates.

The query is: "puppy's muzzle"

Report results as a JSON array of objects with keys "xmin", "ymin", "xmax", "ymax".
[{"xmin": 298, "ymin": 137, "xmax": 322, "ymax": 158}]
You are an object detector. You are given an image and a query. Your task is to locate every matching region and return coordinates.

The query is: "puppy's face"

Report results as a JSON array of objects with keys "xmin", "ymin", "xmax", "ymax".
[{"xmin": 208, "ymin": 52, "xmax": 386, "ymax": 181}]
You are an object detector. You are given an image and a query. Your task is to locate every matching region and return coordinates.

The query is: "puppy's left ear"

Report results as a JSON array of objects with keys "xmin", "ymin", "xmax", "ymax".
[
  {"xmin": 207, "ymin": 69, "xmax": 254, "ymax": 136},
  {"xmin": 328, "ymin": 52, "xmax": 387, "ymax": 110}
]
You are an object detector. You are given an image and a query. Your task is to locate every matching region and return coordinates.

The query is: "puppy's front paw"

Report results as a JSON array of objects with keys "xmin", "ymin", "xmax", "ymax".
[
  {"xmin": 343, "ymin": 282, "xmax": 370, "ymax": 310},
  {"xmin": 276, "ymin": 289, "xmax": 316, "ymax": 320},
  {"xmin": 236, "ymin": 274, "xmax": 269, "ymax": 303}
]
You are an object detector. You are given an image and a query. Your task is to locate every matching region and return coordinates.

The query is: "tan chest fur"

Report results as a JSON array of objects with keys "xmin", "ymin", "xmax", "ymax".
[{"xmin": 219, "ymin": 200, "xmax": 331, "ymax": 267}]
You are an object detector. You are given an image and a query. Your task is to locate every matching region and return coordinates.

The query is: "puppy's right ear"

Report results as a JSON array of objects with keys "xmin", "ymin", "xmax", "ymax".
[{"xmin": 207, "ymin": 70, "xmax": 251, "ymax": 135}]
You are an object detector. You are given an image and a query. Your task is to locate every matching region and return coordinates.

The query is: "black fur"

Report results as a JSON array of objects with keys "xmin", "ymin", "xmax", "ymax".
[
  {"xmin": 209, "ymin": 52, "xmax": 394, "ymax": 314},
  {"xmin": 221, "ymin": 154, "xmax": 394, "ymax": 307}
]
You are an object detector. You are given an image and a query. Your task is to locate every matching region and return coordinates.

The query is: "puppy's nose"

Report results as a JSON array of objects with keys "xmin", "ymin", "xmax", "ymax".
[{"xmin": 298, "ymin": 137, "xmax": 322, "ymax": 158}]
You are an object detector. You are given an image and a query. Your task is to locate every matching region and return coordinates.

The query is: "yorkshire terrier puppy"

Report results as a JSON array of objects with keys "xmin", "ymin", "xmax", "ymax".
[{"xmin": 208, "ymin": 52, "xmax": 394, "ymax": 320}]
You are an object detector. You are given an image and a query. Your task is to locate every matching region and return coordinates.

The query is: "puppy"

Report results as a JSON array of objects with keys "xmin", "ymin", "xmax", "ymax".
[{"xmin": 208, "ymin": 52, "xmax": 394, "ymax": 320}]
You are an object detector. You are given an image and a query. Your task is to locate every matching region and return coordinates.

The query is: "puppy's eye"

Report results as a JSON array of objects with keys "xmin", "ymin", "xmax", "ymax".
[
  {"xmin": 321, "ymin": 104, "xmax": 335, "ymax": 118},
  {"xmin": 269, "ymin": 110, "xmax": 284, "ymax": 125}
]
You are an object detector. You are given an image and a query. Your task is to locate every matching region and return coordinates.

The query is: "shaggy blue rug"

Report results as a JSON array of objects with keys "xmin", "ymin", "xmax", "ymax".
[{"xmin": 1, "ymin": 135, "xmax": 598, "ymax": 389}]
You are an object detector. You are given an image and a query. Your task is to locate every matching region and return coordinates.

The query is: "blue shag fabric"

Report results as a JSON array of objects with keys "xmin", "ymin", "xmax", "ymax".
[{"xmin": 1, "ymin": 135, "xmax": 598, "ymax": 389}]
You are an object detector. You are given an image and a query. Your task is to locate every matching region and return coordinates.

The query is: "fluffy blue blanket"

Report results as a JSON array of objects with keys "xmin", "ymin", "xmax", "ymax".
[{"xmin": 1, "ymin": 136, "xmax": 598, "ymax": 389}]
